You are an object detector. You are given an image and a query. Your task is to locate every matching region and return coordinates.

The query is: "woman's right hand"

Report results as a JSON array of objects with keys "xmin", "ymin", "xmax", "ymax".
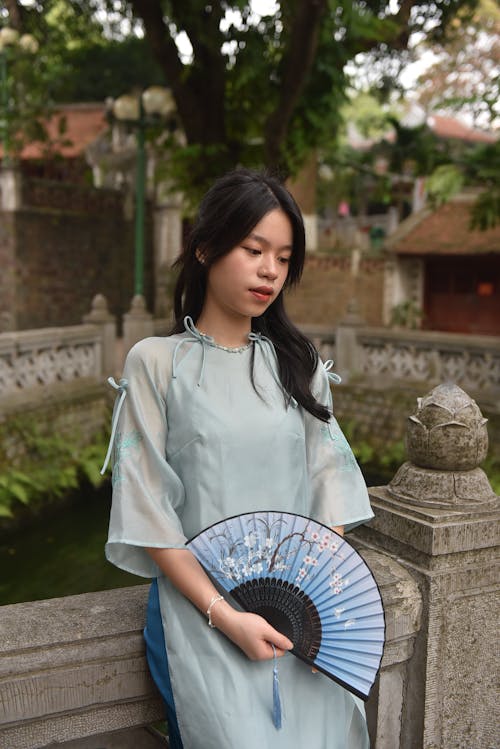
[{"xmin": 211, "ymin": 603, "xmax": 293, "ymax": 661}]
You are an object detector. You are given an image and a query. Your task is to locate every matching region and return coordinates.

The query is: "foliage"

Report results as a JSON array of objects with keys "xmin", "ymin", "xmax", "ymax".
[
  {"xmin": 389, "ymin": 300, "xmax": 423, "ymax": 330},
  {"xmin": 465, "ymin": 141, "xmax": 500, "ymax": 230},
  {"xmin": 341, "ymin": 419, "xmax": 407, "ymax": 482},
  {"xmin": 5, "ymin": 0, "xmax": 482, "ymax": 201},
  {"xmin": 99, "ymin": 0, "xmax": 479, "ymax": 199},
  {"xmin": 0, "ymin": 415, "xmax": 109, "ymax": 519},
  {"xmin": 469, "ymin": 188, "xmax": 500, "ymax": 231},
  {"xmin": 413, "ymin": 0, "xmax": 500, "ymax": 130},
  {"xmin": 426, "ymin": 164, "xmax": 464, "ymax": 207},
  {"xmin": 483, "ymin": 456, "xmax": 500, "ymax": 495}
]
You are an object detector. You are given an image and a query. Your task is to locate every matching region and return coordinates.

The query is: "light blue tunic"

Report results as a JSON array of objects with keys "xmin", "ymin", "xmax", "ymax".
[{"xmin": 105, "ymin": 323, "xmax": 374, "ymax": 748}]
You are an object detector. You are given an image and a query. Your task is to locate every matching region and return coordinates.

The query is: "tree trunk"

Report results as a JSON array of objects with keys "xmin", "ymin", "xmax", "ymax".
[{"xmin": 264, "ymin": 0, "xmax": 328, "ymax": 168}]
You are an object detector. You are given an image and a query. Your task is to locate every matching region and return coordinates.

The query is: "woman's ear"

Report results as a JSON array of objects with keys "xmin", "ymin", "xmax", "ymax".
[{"xmin": 195, "ymin": 248, "xmax": 206, "ymax": 265}]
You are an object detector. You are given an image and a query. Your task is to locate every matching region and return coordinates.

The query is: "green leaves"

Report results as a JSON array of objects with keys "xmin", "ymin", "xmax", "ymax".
[
  {"xmin": 0, "ymin": 415, "xmax": 110, "ymax": 522},
  {"xmin": 426, "ymin": 164, "xmax": 464, "ymax": 208}
]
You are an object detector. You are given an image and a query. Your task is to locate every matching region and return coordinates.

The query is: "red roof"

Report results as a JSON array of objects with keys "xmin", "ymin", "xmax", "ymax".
[
  {"xmin": 1, "ymin": 103, "xmax": 108, "ymax": 160},
  {"xmin": 428, "ymin": 115, "xmax": 497, "ymax": 144},
  {"xmin": 387, "ymin": 195, "xmax": 500, "ymax": 255}
]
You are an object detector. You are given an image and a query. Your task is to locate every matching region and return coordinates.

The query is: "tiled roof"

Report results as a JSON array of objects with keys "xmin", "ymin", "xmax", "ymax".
[
  {"xmin": 428, "ymin": 114, "xmax": 497, "ymax": 144},
  {"xmin": 387, "ymin": 195, "xmax": 500, "ymax": 255},
  {"xmin": 3, "ymin": 103, "xmax": 108, "ymax": 159}
]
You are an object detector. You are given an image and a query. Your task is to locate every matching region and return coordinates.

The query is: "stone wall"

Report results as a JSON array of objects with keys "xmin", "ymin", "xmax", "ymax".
[
  {"xmin": 0, "ymin": 380, "xmax": 109, "ymax": 470},
  {"xmin": 286, "ymin": 253, "xmax": 385, "ymax": 327},
  {"xmin": 0, "ymin": 181, "xmax": 154, "ymax": 332}
]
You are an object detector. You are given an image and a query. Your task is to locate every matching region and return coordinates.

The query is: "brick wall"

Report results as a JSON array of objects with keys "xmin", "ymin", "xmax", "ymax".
[
  {"xmin": 286, "ymin": 253, "xmax": 385, "ymax": 327},
  {"xmin": 0, "ymin": 213, "xmax": 17, "ymax": 326},
  {"xmin": 1, "ymin": 182, "xmax": 154, "ymax": 331}
]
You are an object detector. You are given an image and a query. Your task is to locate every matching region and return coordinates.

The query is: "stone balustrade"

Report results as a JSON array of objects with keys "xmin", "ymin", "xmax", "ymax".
[
  {"xmin": 0, "ymin": 376, "xmax": 498, "ymax": 748},
  {"xmin": 3, "ymin": 312, "xmax": 498, "ymax": 402},
  {"xmin": 357, "ymin": 326, "xmax": 500, "ymax": 394},
  {"xmin": 0, "ymin": 324, "xmax": 103, "ymax": 400},
  {"xmin": 298, "ymin": 323, "xmax": 500, "ymax": 398},
  {"xmin": 0, "ymin": 551, "xmax": 421, "ymax": 749}
]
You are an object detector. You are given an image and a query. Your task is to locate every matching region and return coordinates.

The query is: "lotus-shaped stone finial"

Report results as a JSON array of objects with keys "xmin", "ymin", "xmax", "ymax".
[
  {"xmin": 389, "ymin": 383, "xmax": 496, "ymax": 509},
  {"xmin": 405, "ymin": 383, "xmax": 488, "ymax": 471}
]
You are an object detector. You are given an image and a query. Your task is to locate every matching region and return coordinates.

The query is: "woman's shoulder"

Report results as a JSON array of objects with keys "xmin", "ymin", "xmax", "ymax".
[{"xmin": 123, "ymin": 334, "xmax": 185, "ymax": 378}]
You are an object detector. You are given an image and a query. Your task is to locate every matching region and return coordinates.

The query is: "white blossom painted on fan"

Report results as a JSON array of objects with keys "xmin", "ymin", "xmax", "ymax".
[
  {"xmin": 293, "ymin": 529, "xmax": 348, "ymax": 597},
  {"xmin": 197, "ymin": 515, "xmax": 350, "ymax": 602}
]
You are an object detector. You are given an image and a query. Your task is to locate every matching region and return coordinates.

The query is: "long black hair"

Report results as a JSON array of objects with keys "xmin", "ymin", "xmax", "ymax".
[{"xmin": 171, "ymin": 168, "xmax": 330, "ymax": 422}]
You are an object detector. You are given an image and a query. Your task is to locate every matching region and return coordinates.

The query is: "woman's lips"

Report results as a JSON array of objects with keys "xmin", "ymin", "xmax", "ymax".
[{"xmin": 250, "ymin": 286, "xmax": 273, "ymax": 302}]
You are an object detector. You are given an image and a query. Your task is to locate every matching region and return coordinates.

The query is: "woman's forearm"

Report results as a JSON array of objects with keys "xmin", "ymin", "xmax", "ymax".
[
  {"xmin": 146, "ymin": 546, "xmax": 224, "ymax": 616},
  {"xmin": 145, "ymin": 546, "xmax": 293, "ymax": 659}
]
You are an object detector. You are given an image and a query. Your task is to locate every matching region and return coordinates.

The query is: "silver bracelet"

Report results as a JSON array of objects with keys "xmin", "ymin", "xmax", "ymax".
[{"xmin": 206, "ymin": 594, "xmax": 224, "ymax": 628}]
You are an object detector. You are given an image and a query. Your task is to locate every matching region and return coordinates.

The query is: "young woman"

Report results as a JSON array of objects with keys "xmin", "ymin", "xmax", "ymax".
[{"xmin": 104, "ymin": 168, "xmax": 374, "ymax": 748}]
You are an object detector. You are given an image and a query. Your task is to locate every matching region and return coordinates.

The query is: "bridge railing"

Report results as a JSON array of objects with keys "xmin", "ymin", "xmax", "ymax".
[
  {"xmin": 300, "ymin": 323, "xmax": 500, "ymax": 397},
  {"xmin": 0, "ymin": 324, "xmax": 103, "ymax": 400},
  {"xmin": 0, "ymin": 550, "xmax": 422, "ymax": 749}
]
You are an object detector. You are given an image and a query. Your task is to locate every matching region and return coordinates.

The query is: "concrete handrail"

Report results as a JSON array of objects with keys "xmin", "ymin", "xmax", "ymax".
[
  {"xmin": 0, "ymin": 550, "xmax": 421, "ymax": 749},
  {"xmin": 0, "ymin": 586, "xmax": 164, "ymax": 749}
]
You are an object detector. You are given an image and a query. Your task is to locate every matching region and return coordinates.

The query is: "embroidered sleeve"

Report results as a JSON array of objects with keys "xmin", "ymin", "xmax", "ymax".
[
  {"xmin": 304, "ymin": 360, "xmax": 374, "ymax": 532},
  {"xmin": 105, "ymin": 339, "xmax": 187, "ymax": 578}
]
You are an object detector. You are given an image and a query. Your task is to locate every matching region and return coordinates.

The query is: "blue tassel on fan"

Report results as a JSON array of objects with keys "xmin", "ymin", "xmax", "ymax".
[{"xmin": 271, "ymin": 645, "xmax": 282, "ymax": 729}]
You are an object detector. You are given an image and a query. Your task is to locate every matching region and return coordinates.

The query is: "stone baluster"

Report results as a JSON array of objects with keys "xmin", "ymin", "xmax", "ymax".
[
  {"xmin": 123, "ymin": 294, "xmax": 154, "ymax": 360},
  {"xmin": 334, "ymin": 297, "xmax": 364, "ymax": 382},
  {"xmin": 83, "ymin": 294, "xmax": 117, "ymax": 378},
  {"xmin": 353, "ymin": 383, "xmax": 500, "ymax": 749}
]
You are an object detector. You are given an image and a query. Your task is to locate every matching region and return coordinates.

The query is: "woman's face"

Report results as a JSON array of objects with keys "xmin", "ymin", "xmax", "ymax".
[{"xmin": 201, "ymin": 208, "xmax": 293, "ymax": 324}]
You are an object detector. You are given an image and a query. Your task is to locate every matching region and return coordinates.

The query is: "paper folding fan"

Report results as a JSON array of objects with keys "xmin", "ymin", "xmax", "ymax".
[{"xmin": 186, "ymin": 510, "xmax": 385, "ymax": 701}]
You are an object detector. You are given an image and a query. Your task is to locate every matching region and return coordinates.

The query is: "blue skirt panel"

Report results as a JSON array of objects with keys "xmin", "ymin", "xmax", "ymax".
[{"xmin": 144, "ymin": 578, "xmax": 184, "ymax": 749}]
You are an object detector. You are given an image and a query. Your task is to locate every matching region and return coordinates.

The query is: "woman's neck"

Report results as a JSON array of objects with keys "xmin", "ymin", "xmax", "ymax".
[{"xmin": 195, "ymin": 310, "xmax": 251, "ymax": 348}]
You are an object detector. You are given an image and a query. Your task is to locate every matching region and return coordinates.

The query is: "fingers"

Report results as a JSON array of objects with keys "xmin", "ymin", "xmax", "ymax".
[{"xmin": 262, "ymin": 623, "xmax": 293, "ymax": 652}]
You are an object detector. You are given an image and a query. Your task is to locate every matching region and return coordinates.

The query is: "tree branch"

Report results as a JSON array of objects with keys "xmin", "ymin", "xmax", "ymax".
[
  {"xmin": 130, "ymin": 0, "xmax": 228, "ymax": 146},
  {"xmin": 264, "ymin": 0, "xmax": 328, "ymax": 168},
  {"xmin": 6, "ymin": 0, "xmax": 25, "ymax": 30}
]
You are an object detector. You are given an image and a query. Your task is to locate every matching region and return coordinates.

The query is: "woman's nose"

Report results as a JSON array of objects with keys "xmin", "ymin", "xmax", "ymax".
[{"xmin": 258, "ymin": 258, "xmax": 279, "ymax": 280}]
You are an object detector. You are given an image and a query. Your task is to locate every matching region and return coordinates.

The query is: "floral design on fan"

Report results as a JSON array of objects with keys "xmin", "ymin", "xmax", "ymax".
[
  {"xmin": 202, "ymin": 516, "xmax": 348, "ymax": 595},
  {"xmin": 295, "ymin": 530, "xmax": 349, "ymax": 595}
]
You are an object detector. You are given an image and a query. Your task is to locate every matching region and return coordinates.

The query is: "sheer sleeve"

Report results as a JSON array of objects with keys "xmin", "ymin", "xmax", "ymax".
[
  {"xmin": 304, "ymin": 361, "xmax": 374, "ymax": 533},
  {"xmin": 105, "ymin": 338, "xmax": 187, "ymax": 578}
]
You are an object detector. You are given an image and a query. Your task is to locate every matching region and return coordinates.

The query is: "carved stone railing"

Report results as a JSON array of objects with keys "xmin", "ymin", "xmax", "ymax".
[
  {"xmin": 0, "ymin": 382, "xmax": 498, "ymax": 749},
  {"xmin": 0, "ymin": 295, "xmax": 121, "ymax": 401},
  {"xmin": 303, "ymin": 323, "xmax": 500, "ymax": 397},
  {"xmin": 298, "ymin": 324, "xmax": 336, "ymax": 363},
  {"xmin": 0, "ymin": 324, "xmax": 103, "ymax": 399},
  {"xmin": 357, "ymin": 327, "xmax": 500, "ymax": 393},
  {"xmin": 0, "ymin": 552, "xmax": 421, "ymax": 749}
]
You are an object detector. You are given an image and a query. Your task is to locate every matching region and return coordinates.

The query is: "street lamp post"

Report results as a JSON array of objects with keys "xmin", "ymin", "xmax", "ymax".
[
  {"xmin": 110, "ymin": 86, "xmax": 176, "ymax": 300},
  {"xmin": 0, "ymin": 26, "xmax": 39, "ymax": 167}
]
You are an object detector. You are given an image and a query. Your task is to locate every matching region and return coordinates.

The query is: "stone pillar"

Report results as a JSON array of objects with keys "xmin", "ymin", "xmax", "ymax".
[
  {"xmin": 82, "ymin": 294, "xmax": 117, "ymax": 377},
  {"xmin": 287, "ymin": 153, "xmax": 318, "ymax": 252},
  {"xmin": 153, "ymin": 186, "xmax": 183, "ymax": 317},
  {"xmin": 0, "ymin": 166, "xmax": 22, "ymax": 211},
  {"xmin": 334, "ymin": 298, "xmax": 365, "ymax": 382},
  {"xmin": 353, "ymin": 383, "xmax": 500, "ymax": 749},
  {"xmin": 123, "ymin": 294, "xmax": 154, "ymax": 358}
]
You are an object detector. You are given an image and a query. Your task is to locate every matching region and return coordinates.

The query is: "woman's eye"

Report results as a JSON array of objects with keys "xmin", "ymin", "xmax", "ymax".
[
  {"xmin": 279, "ymin": 256, "xmax": 291, "ymax": 264},
  {"xmin": 243, "ymin": 246, "xmax": 261, "ymax": 256}
]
